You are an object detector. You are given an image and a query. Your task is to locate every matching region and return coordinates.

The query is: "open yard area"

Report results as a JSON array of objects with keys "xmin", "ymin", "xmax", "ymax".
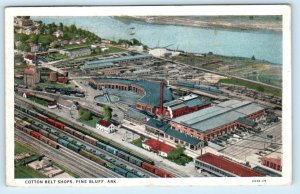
[{"xmin": 79, "ymin": 115, "xmax": 100, "ymax": 128}]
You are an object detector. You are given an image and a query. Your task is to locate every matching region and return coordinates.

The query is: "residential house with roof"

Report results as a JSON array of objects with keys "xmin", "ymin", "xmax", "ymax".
[
  {"xmin": 142, "ymin": 138, "xmax": 175, "ymax": 158},
  {"xmin": 96, "ymin": 119, "xmax": 116, "ymax": 133}
]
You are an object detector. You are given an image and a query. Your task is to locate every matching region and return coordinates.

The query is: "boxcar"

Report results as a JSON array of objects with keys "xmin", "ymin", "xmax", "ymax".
[
  {"xmin": 117, "ymin": 151, "xmax": 130, "ymax": 161},
  {"xmin": 48, "ymin": 133, "xmax": 59, "ymax": 142},
  {"xmin": 114, "ymin": 166, "xmax": 128, "ymax": 177},
  {"xmin": 106, "ymin": 145, "xmax": 118, "ymax": 155},
  {"xmin": 37, "ymin": 113, "xmax": 48, "ymax": 122},
  {"xmin": 126, "ymin": 171, "xmax": 139, "ymax": 178},
  {"xmin": 74, "ymin": 131, "xmax": 84, "ymax": 140},
  {"xmin": 48, "ymin": 140, "xmax": 60, "ymax": 149},
  {"xmin": 54, "ymin": 121, "xmax": 64, "ymax": 130},
  {"xmin": 84, "ymin": 135, "xmax": 97, "ymax": 145},
  {"xmin": 39, "ymin": 129, "xmax": 49, "ymax": 137},
  {"xmin": 67, "ymin": 143, "xmax": 80, "ymax": 153},
  {"xmin": 141, "ymin": 162, "xmax": 156, "ymax": 173},
  {"xmin": 128, "ymin": 156, "xmax": 143, "ymax": 167},
  {"xmin": 23, "ymin": 127, "xmax": 32, "ymax": 134},
  {"xmin": 40, "ymin": 136, "xmax": 49, "ymax": 144},
  {"xmin": 28, "ymin": 125, "xmax": 40, "ymax": 133},
  {"xmin": 64, "ymin": 126, "xmax": 74, "ymax": 135},
  {"xmin": 30, "ymin": 131, "xmax": 41, "ymax": 139},
  {"xmin": 96, "ymin": 141, "xmax": 107, "ymax": 150},
  {"xmin": 58, "ymin": 138, "xmax": 69, "ymax": 147},
  {"xmin": 46, "ymin": 118, "xmax": 56, "ymax": 126}
]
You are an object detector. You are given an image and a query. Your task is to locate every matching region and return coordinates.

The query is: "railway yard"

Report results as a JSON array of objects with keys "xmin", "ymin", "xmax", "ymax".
[{"xmin": 13, "ymin": 17, "xmax": 283, "ymax": 179}]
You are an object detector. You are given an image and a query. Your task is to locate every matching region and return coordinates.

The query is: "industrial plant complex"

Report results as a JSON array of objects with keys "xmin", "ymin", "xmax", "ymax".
[{"xmin": 13, "ymin": 16, "xmax": 283, "ymax": 179}]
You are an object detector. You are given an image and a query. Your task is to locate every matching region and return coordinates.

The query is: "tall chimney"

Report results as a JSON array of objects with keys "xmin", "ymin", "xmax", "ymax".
[{"xmin": 160, "ymin": 81, "xmax": 164, "ymax": 113}]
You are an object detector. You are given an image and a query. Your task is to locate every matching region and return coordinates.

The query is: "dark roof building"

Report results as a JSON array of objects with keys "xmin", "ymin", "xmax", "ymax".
[
  {"xmin": 89, "ymin": 78, "xmax": 172, "ymax": 113},
  {"xmin": 145, "ymin": 118, "xmax": 203, "ymax": 150},
  {"xmin": 195, "ymin": 153, "xmax": 264, "ymax": 177}
]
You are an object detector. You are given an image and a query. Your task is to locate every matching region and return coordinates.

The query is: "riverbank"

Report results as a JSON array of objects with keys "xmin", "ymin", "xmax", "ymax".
[{"xmin": 115, "ymin": 16, "xmax": 282, "ymax": 32}]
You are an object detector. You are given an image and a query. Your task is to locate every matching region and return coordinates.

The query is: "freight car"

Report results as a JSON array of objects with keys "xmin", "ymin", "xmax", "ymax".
[{"xmin": 79, "ymin": 149, "xmax": 106, "ymax": 166}]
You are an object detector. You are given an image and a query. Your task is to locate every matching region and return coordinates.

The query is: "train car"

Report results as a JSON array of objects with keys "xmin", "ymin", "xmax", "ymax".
[
  {"xmin": 46, "ymin": 118, "xmax": 56, "ymax": 126},
  {"xmin": 40, "ymin": 136, "xmax": 49, "ymax": 144},
  {"xmin": 67, "ymin": 143, "xmax": 80, "ymax": 153},
  {"xmin": 96, "ymin": 141, "xmax": 107, "ymax": 150},
  {"xmin": 54, "ymin": 121, "xmax": 64, "ymax": 130},
  {"xmin": 141, "ymin": 162, "xmax": 156, "ymax": 173},
  {"xmin": 117, "ymin": 151, "xmax": 130, "ymax": 161},
  {"xmin": 30, "ymin": 131, "xmax": 41, "ymax": 140},
  {"xmin": 15, "ymin": 123, "xmax": 24, "ymax": 131},
  {"xmin": 37, "ymin": 113, "xmax": 48, "ymax": 122},
  {"xmin": 58, "ymin": 138, "xmax": 69, "ymax": 147},
  {"xmin": 23, "ymin": 127, "xmax": 32, "ymax": 134},
  {"xmin": 126, "ymin": 171, "xmax": 140, "ymax": 178},
  {"xmin": 27, "ymin": 110, "xmax": 38, "ymax": 118},
  {"xmin": 128, "ymin": 156, "xmax": 143, "ymax": 167},
  {"xmin": 39, "ymin": 129, "xmax": 49, "ymax": 137},
  {"xmin": 106, "ymin": 162, "xmax": 116, "ymax": 171},
  {"xmin": 27, "ymin": 125, "xmax": 40, "ymax": 133},
  {"xmin": 48, "ymin": 133, "xmax": 59, "ymax": 142},
  {"xmin": 48, "ymin": 140, "xmax": 60, "ymax": 149},
  {"xmin": 79, "ymin": 150, "xmax": 106, "ymax": 166},
  {"xmin": 114, "ymin": 166, "xmax": 128, "ymax": 177},
  {"xmin": 84, "ymin": 135, "xmax": 97, "ymax": 145},
  {"xmin": 106, "ymin": 145, "xmax": 118, "ymax": 155},
  {"xmin": 73, "ymin": 131, "xmax": 84, "ymax": 140},
  {"xmin": 64, "ymin": 126, "xmax": 75, "ymax": 135}
]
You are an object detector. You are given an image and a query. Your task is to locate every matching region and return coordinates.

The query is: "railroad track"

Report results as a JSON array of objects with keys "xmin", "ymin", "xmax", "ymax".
[
  {"xmin": 15, "ymin": 108, "xmax": 158, "ymax": 178},
  {"xmin": 15, "ymin": 130, "xmax": 122, "ymax": 178}
]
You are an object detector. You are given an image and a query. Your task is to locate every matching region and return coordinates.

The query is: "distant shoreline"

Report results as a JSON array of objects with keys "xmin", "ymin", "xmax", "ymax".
[{"xmin": 115, "ymin": 16, "xmax": 282, "ymax": 33}]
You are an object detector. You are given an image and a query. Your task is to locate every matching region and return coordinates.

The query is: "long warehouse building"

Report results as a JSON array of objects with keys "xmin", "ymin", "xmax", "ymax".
[{"xmin": 170, "ymin": 100, "xmax": 264, "ymax": 141}]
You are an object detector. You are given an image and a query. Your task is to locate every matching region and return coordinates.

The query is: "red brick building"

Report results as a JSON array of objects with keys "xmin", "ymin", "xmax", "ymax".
[
  {"xmin": 261, "ymin": 156, "xmax": 282, "ymax": 172},
  {"xmin": 159, "ymin": 94, "xmax": 210, "ymax": 118},
  {"xmin": 171, "ymin": 100, "xmax": 264, "ymax": 141},
  {"xmin": 195, "ymin": 153, "xmax": 264, "ymax": 177}
]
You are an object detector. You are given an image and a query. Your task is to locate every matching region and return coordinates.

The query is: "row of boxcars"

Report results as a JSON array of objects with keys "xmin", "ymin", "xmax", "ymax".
[
  {"xmin": 15, "ymin": 105, "xmax": 175, "ymax": 178},
  {"xmin": 15, "ymin": 122, "xmax": 60, "ymax": 149},
  {"xmin": 177, "ymin": 81, "xmax": 222, "ymax": 94}
]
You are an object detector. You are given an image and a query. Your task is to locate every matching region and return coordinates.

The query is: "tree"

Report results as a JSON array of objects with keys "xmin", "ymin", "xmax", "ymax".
[
  {"xmin": 59, "ymin": 22, "xmax": 64, "ymax": 31},
  {"xmin": 103, "ymin": 105, "xmax": 112, "ymax": 121},
  {"xmin": 19, "ymin": 42, "xmax": 30, "ymax": 52},
  {"xmin": 28, "ymin": 34, "xmax": 40, "ymax": 44},
  {"xmin": 70, "ymin": 24, "xmax": 77, "ymax": 33},
  {"xmin": 251, "ymin": 55, "xmax": 256, "ymax": 60},
  {"xmin": 79, "ymin": 108, "xmax": 92, "ymax": 121},
  {"xmin": 167, "ymin": 145, "xmax": 184, "ymax": 160}
]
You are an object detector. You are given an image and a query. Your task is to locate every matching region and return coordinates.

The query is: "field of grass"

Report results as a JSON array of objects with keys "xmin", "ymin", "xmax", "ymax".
[
  {"xmin": 15, "ymin": 165, "xmax": 47, "ymax": 178},
  {"xmin": 79, "ymin": 115, "xmax": 100, "ymax": 128},
  {"xmin": 131, "ymin": 138, "xmax": 143, "ymax": 148},
  {"xmin": 219, "ymin": 78, "xmax": 282, "ymax": 97},
  {"xmin": 15, "ymin": 141, "xmax": 35, "ymax": 155},
  {"xmin": 27, "ymin": 95, "xmax": 49, "ymax": 106}
]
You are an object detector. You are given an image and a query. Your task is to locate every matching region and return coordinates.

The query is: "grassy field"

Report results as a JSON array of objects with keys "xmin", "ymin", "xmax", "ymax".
[
  {"xmin": 219, "ymin": 78, "xmax": 282, "ymax": 97},
  {"xmin": 15, "ymin": 165, "xmax": 47, "ymax": 178},
  {"xmin": 79, "ymin": 115, "xmax": 100, "ymax": 128},
  {"xmin": 15, "ymin": 141, "xmax": 35, "ymax": 155},
  {"xmin": 27, "ymin": 95, "xmax": 49, "ymax": 106},
  {"xmin": 131, "ymin": 138, "xmax": 143, "ymax": 148}
]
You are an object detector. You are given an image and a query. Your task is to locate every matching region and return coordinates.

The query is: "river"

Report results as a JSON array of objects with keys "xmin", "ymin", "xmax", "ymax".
[{"xmin": 33, "ymin": 16, "xmax": 282, "ymax": 64}]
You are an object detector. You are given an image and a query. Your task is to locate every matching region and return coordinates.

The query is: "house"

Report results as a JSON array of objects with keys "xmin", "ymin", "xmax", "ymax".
[
  {"xmin": 96, "ymin": 119, "xmax": 116, "ymax": 133},
  {"xmin": 22, "ymin": 92, "xmax": 31, "ymax": 98},
  {"xmin": 53, "ymin": 30, "xmax": 64, "ymax": 38},
  {"xmin": 142, "ymin": 138, "xmax": 175, "ymax": 158},
  {"xmin": 57, "ymin": 99, "xmax": 76, "ymax": 110}
]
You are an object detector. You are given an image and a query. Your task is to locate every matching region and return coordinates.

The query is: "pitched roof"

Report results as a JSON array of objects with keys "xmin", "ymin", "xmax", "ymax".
[
  {"xmin": 143, "ymin": 139, "xmax": 174, "ymax": 153},
  {"xmin": 196, "ymin": 153, "xmax": 264, "ymax": 177},
  {"xmin": 98, "ymin": 119, "xmax": 112, "ymax": 127}
]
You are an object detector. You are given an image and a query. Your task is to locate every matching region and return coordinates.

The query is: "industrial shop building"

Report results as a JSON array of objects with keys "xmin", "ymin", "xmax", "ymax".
[
  {"xmin": 145, "ymin": 119, "xmax": 203, "ymax": 151},
  {"xmin": 89, "ymin": 78, "xmax": 172, "ymax": 114},
  {"xmin": 159, "ymin": 94, "xmax": 211, "ymax": 118},
  {"xmin": 194, "ymin": 153, "xmax": 264, "ymax": 177},
  {"xmin": 81, "ymin": 53, "xmax": 153, "ymax": 71},
  {"xmin": 171, "ymin": 100, "xmax": 264, "ymax": 141}
]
